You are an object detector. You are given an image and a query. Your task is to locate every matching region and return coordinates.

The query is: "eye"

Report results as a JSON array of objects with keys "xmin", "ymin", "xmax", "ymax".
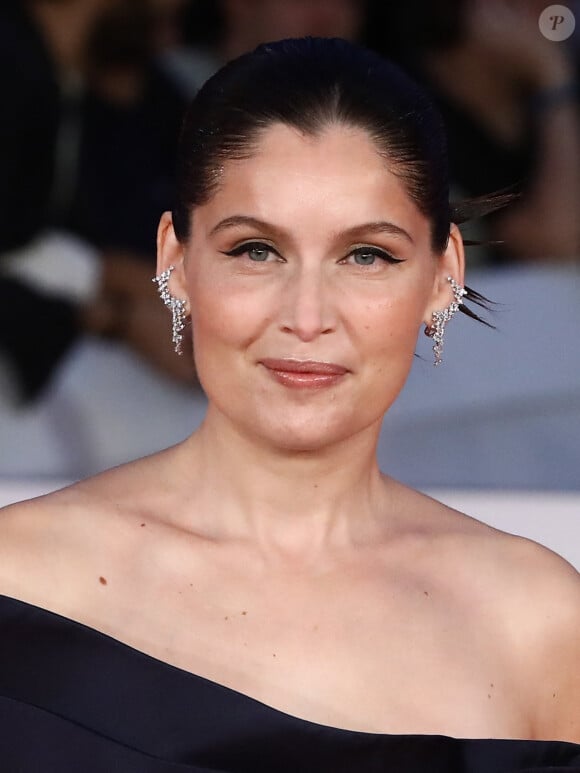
[
  {"xmin": 344, "ymin": 247, "xmax": 405, "ymax": 267},
  {"xmin": 221, "ymin": 241, "xmax": 279, "ymax": 262},
  {"xmin": 221, "ymin": 242, "xmax": 406, "ymax": 267}
]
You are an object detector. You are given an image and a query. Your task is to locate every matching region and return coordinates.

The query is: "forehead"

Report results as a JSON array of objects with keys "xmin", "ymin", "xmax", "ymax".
[{"xmin": 196, "ymin": 123, "xmax": 429, "ymax": 241}]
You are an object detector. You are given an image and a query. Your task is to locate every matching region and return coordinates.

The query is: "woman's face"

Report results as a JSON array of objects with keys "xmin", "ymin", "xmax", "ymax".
[{"xmin": 160, "ymin": 122, "xmax": 463, "ymax": 451}]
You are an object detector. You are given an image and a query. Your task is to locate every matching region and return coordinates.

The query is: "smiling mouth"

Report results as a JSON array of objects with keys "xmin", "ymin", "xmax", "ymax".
[
  {"xmin": 260, "ymin": 364, "xmax": 347, "ymax": 390},
  {"xmin": 259, "ymin": 358, "xmax": 348, "ymax": 375}
]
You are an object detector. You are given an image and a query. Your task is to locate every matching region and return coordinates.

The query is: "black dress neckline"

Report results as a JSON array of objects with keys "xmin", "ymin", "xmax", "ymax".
[
  {"xmin": 1, "ymin": 592, "xmax": 579, "ymax": 771},
  {"xmin": 0, "ymin": 591, "xmax": 465, "ymax": 739}
]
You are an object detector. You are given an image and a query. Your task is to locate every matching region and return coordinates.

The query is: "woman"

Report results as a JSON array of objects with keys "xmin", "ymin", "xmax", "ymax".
[{"xmin": 0, "ymin": 37, "xmax": 578, "ymax": 771}]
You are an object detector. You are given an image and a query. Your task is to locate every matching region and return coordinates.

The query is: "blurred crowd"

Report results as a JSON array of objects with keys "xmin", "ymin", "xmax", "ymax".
[{"xmin": 1, "ymin": 0, "xmax": 580, "ymax": 483}]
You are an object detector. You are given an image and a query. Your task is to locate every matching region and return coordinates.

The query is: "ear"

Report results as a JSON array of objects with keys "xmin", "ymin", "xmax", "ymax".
[
  {"xmin": 156, "ymin": 211, "xmax": 190, "ymax": 310},
  {"xmin": 423, "ymin": 222, "xmax": 466, "ymax": 325}
]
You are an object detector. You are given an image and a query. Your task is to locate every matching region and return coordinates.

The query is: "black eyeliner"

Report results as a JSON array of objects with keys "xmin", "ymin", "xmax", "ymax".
[
  {"xmin": 220, "ymin": 241, "xmax": 405, "ymax": 264},
  {"xmin": 350, "ymin": 246, "xmax": 405, "ymax": 264},
  {"xmin": 220, "ymin": 241, "xmax": 279, "ymax": 257}
]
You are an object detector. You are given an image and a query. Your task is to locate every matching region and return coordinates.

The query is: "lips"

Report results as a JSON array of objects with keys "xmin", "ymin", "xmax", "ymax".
[{"xmin": 260, "ymin": 358, "xmax": 348, "ymax": 375}]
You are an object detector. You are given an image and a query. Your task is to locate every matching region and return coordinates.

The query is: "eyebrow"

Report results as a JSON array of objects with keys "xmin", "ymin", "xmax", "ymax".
[{"xmin": 208, "ymin": 215, "xmax": 415, "ymax": 244}]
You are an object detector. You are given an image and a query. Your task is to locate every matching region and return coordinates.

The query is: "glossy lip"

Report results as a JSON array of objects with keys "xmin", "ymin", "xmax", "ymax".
[{"xmin": 259, "ymin": 358, "xmax": 348, "ymax": 375}]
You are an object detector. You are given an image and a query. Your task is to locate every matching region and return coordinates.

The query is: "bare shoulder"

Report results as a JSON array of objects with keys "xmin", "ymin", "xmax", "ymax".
[
  {"xmin": 402, "ymin": 484, "xmax": 580, "ymax": 742},
  {"xmin": 0, "ymin": 448, "xmax": 176, "ymax": 609},
  {"xmin": 412, "ymin": 485, "xmax": 580, "ymax": 631},
  {"xmin": 490, "ymin": 532, "xmax": 580, "ymax": 742},
  {"xmin": 491, "ymin": 533, "xmax": 580, "ymax": 742},
  {"xmin": 397, "ymin": 481, "xmax": 579, "ymax": 579}
]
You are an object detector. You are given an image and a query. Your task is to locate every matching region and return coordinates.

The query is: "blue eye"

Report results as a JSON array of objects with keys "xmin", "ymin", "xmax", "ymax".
[
  {"xmin": 221, "ymin": 242, "xmax": 405, "ymax": 267},
  {"xmin": 222, "ymin": 241, "xmax": 276, "ymax": 261},
  {"xmin": 347, "ymin": 247, "xmax": 405, "ymax": 266}
]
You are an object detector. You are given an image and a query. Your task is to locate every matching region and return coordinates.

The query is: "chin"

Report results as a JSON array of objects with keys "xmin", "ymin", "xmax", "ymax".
[{"xmin": 250, "ymin": 415, "xmax": 358, "ymax": 452}]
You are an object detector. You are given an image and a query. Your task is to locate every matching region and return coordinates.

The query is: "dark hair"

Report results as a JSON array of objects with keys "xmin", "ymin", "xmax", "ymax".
[{"xmin": 173, "ymin": 36, "xmax": 515, "ymax": 325}]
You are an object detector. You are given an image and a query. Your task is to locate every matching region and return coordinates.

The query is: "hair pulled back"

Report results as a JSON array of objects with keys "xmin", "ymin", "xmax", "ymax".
[{"xmin": 173, "ymin": 36, "xmax": 513, "ymax": 323}]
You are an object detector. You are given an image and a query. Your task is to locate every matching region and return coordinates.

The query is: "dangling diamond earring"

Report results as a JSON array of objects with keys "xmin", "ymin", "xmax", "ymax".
[
  {"xmin": 424, "ymin": 276, "xmax": 467, "ymax": 366},
  {"xmin": 152, "ymin": 265, "xmax": 188, "ymax": 355}
]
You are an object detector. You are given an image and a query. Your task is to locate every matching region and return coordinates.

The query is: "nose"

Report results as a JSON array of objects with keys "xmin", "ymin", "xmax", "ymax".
[{"xmin": 278, "ymin": 263, "xmax": 336, "ymax": 341}]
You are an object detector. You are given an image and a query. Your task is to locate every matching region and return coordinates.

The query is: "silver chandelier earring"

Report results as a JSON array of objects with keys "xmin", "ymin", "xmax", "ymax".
[
  {"xmin": 152, "ymin": 265, "xmax": 188, "ymax": 355},
  {"xmin": 424, "ymin": 276, "xmax": 467, "ymax": 366}
]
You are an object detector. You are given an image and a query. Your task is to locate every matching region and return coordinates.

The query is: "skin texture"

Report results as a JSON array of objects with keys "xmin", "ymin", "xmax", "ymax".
[{"xmin": 0, "ymin": 123, "xmax": 579, "ymax": 741}]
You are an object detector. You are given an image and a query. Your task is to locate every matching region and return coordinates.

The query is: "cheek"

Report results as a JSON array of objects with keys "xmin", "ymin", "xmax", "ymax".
[
  {"xmin": 356, "ymin": 291, "xmax": 426, "ymax": 399},
  {"xmin": 189, "ymin": 275, "xmax": 265, "ymax": 357},
  {"xmin": 361, "ymin": 293, "xmax": 424, "ymax": 352}
]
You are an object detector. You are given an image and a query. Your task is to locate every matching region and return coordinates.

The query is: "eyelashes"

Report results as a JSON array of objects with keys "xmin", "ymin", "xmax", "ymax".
[
  {"xmin": 221, "ymin": 241, "xmax": 405, "ymax": 267},
  {"xmin": 222, "ymin": 242, "xmax": 274, "ymax": 260},
  {"xmin": 345, "ymin": 246, "xmax": 406, "ymax": 266}
]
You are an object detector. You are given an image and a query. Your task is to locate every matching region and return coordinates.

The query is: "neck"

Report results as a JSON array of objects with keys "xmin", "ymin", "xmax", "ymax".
[{"xmin": 169, "ymin": 405, "xmax": 394, "ymax": 564}]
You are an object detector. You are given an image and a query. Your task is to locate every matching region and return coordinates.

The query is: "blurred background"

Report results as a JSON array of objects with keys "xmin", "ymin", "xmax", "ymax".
[{"xmin": 0, "ymin": 0, "xmax": 579, "ymax": 561}]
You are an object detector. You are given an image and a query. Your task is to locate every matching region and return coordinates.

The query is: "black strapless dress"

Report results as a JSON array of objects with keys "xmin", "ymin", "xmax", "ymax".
[{"xmin": 0, "ymin": 594, "xmax": 579, "ymax": 772}]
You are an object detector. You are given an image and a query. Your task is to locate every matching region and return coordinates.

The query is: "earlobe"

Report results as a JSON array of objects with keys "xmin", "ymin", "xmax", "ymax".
[
  {"xmin": 152, "ymin": 265, "xmax": 190, "ymax": 355},
  {"xmin": 156, "ymin": 211, "xmax": 188, "ymax": 302},
  {"xmin": 424, "ymin": 222, "xmax": 466, "ymax": 324},
  {"xmin": 423, "ymin": 276, "xmax": 467, "ymax": 365},
  {"xmin": 421, "ymin": 224, "xmax": 467, "ymax": 365}
]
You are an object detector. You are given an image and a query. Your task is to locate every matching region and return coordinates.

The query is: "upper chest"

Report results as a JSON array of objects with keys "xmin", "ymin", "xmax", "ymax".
[
  {"xmin": 0, "ymin": 502, "xmax": 534, "ymax": 738},
  {"xmin": 78, "ymin": 541, "xmax": 531, "ymax": 738}
]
